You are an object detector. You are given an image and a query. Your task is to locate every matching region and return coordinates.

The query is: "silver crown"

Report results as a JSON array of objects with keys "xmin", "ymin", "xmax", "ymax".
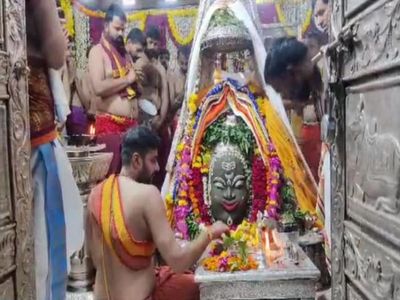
[{"xmin": 200, "ymin": 9, "xmax": 253, "ymax": 56}]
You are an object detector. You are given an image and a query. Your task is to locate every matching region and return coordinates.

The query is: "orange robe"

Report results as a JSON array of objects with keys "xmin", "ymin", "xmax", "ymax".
[{"xmin": 89, "ymin": 175, "xmax": 199, "ymax": 300}]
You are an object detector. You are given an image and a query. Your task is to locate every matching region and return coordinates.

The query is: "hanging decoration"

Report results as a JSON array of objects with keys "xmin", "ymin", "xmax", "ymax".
[
  {"xmin": 73, "ymin": 0, "xmax": 197, "ymax": 47},
  {"xmin": 167, "ymin": 9, "xmax": 197, "ymax": 46},
  {"xmin": 275, "ymin": 0, "xmax": 313, "ymax": 36},
  {"xmin": 61, "ymin": 0, "xmax": 75, "ymax": 36},
  {"xmin": 73, "ymin": 7, "xmax": 90, "ymax": 76}
]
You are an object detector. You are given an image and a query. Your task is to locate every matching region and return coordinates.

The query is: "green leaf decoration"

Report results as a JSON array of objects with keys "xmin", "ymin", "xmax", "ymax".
[{"xmin": 203, "ymin": 115, "xmax": 256, "ymax": 159}]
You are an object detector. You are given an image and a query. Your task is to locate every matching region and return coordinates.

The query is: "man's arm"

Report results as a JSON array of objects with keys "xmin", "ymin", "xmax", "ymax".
[
  {"xmin": 32, "ymin": 0, "xmax": 67, "ymax": 69},
  {"xmin": 167, "ymin": 70, "xmax": 176, "ymax": 108},
  {"xmin": 88, "ymin": 47, "xmax": 136, "ymax": 99},
  {"xmin": 143, "ymin": 186, "xmax": 228, "ymax": 273},
  {"xmin": 157, "ymin": 65, "xmax": 169, "ymax": 125}
]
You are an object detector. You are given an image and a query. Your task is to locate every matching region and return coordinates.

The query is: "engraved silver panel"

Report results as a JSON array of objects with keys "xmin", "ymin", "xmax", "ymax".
[
  {"xmin": 342, "ymin": 0, "xmax": 400, "ymax": 80},
  {"xmin": 0, "ymin": 224, "xmax": 16, "ymax": 278},
  {"xmin": 0, "ymin": 277, "xmax": 15, "ymax": 300},
  {"xmin": 0, "ymin": 51, "xmax": 9, "ymax": 98},
  {"xmin": 0, "ymin": 104, "xmax": 12, "ymax": 227},
  {"xmin": 346, "ymin": 81, "xmax": 400, "ymax": 248},
  {"xmin": 344, "ymin": 0, "xmax": 375, "ymax": 18},
  {"xmin": 344, "ymin": 221, "xmax": 400, "ymax": 299}
]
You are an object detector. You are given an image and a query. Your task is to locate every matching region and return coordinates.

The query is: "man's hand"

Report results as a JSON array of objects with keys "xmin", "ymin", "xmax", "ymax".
[
  {"xmin": 127, "ymin": 68, "xmax": 145, "ymax": 85},
  {"xmin": 209, "ymin": 221, "xmax": 230, "ymax": 240},
  {"xmin": 126, "ymin": 68, "xmax": 138, "ymax": 84}
]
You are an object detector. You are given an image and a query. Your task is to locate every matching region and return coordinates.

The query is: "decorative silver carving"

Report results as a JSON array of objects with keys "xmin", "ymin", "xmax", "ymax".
[
  {"xmin": 347, "ymin": 96, "xmax": 400, "ymax": 217},
  {"xmin": 0, "ymin": 52, "xmax": 9, "ymax": 96},
  {"xmin": 0, "ymin": 0, "xmax": 3, "ymax": 48},
  {"xmin": 329, "ymin": 44, "xmax": 346, "ymax": 300},
  {"xmin": 344, "ymin": 0, "xmax": 375, "ymax": 17},
  {"xmin": 0, "ymin": 278, "xmax": 15, "ymax": 300},
  {"xmin": 0, "ymin": 225, "xmax": 16, "ymax": 278},
  {"xmin": 343, "ymin": 0, "xmax": 400, "ymax": 79},
  {"xmin": 68, "ymin": 152, "xmax": 113, "ymax": 194},
  {"xmin": 344, "ymin": 222, "xmax": 400, "ymax": 299},
  {"xmin": 0, "ymin": 105, "xmax": 12, "ymax": 224},
  {"xmin": 4, "ymin": 0, "xmax": 34, "ymax": 298},
  {"xmin": 201, "ymin": 24, "xmax": 253, "ymax": 55}
]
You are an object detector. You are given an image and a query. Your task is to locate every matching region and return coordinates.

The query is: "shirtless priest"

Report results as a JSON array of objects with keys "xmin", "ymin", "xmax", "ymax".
[
  {"xmin": 89, "ymin": 4, "xmax": 143, "ymax": 175},
  {"xmin": 87, "ymin": 126, "xmax": 229, "ymax": 300}
]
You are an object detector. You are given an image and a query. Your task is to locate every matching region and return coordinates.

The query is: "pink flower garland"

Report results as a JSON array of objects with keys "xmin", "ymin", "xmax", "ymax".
[{"xmin": 174, "ymin": 142, "xmax": 192, "ymax": 240}]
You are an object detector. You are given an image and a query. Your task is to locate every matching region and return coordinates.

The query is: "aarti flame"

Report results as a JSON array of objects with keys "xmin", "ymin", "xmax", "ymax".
[
  {"xmin": 262, "ymin": 228, "xmax": 284, "ymax": 266},
  {"xmin": 89, "ymin": 124, "xmax": 96, "ymax": 136}
]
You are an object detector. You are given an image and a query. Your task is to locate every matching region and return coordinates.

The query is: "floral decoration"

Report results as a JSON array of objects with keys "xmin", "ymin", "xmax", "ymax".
[
  {"xmin": 202, "ymin": 221, "xmax": 259, "ymax": 272},
  {"xmin": 61, "ymin": 0, "xmax": 75, "ymax": 37},
  {"xmin": 167, "ymin": 81, "xmax": 299, "ymax": 242}
]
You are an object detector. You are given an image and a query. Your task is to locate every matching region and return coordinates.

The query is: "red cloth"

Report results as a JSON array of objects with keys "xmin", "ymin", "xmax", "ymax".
[
  {"xmin": 95, "ymin": 114, "xmax": 138, "ymax": 176},
  {"xmin": 28, "ymin": 56, "xmax": 57, "ymax": 147},
  {"xmin": 300, "ymin": 123, "xmax": 321, "ymax": 182},
  {"xmin": 147, "ymin": 266, "xmax": 199, "ymax": 300}
]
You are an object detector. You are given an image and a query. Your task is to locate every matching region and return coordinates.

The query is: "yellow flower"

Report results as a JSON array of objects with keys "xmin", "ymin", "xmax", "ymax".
[
  {"xmin": 193, "ymin": 208, "xmax": 200, "ymax": 216},
  {"xmin": 178, "ymin": 200, "xmax": 188, "ymax": 206},
  {"xmin": 232, "ymin": 230, "xmax": 243, "ymax": 241},
  {"xmin": 179, "ymin": 190, "xmax": 188, "ymax": 197},
  {"xmin": 188, "ymin": 93, "xmax": 199, "ymax": 114},
  {"xmin": 165, "ymin": 194, "xmax": 173, "ymax": 205},
  {"xmin": 193, "ymin": 161, "xmax": 201, "ymax": 168},
  {"xmin": 177, "ymin": 142, "xmax": 185, "ymax": 152},
  {"xmin": 220, "ymin": 251, "xmax": 229, "ymax": 258},
  {"xmin": 188, "ymin": 102, "xmax": 197, "ymax": 114},
  {"xmin": 200, "ymin": 167, "xmax": 209, "ymax": 174}
]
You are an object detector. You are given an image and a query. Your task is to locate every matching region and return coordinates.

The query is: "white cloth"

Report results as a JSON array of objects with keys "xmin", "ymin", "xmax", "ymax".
[
  {"xmin": 53, "ymin": 139, "xmax": 84, "ymax": 263},
  {"xmin": 31, "ymin": 140, "xmax": 84, "ymax": 300},
  {"xmin": 31, "ymin": 148, "xmax": 49, "ymax": 300},
  {"xmin": 49, "ymin": 68, "xmax": 71, "ymax": 124}
]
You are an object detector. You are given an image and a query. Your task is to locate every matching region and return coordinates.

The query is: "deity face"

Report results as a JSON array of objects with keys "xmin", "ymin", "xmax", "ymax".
[{"xmin": 209, "ymin": 149, "xmax": 249, "ymax": 225}]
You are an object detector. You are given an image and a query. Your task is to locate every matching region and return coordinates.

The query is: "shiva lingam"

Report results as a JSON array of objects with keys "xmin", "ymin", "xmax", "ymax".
[{"xmin": 66, "ymin": 124, "xmax": 113, "ymax": 292}]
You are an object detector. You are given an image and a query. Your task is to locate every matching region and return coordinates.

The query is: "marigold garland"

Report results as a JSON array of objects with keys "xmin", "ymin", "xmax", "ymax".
[
  {"xmin": 167, "ymin": 9, "xmax": 197, "ymax": 46},
  {"xmin": 73, "ymin": 1, "xmax": 196, "ymax": 45},
  {"xmin": 61, "ymin": 0, "xmax": 75, "ymax": 37}
]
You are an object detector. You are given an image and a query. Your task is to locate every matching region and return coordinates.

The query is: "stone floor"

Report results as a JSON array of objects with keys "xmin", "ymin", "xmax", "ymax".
[{"xmin": 67, "ymin": 288, "xmax": 331, "ymax": 300}]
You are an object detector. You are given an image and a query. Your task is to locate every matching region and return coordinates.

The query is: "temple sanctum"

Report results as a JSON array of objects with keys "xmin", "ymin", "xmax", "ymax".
[{"xmin": 1, "ymin": 0, "xmax": 400, "ymax": 299}]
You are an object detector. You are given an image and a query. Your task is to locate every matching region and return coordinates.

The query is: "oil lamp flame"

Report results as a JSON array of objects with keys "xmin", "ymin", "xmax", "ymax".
[
  {"xmin": 89, "ymin": 124, "xmax": 95, "ymax": 136},
  {"xmin": 262, "ymin": 228, "xmax": 284, "ymax": 266}
]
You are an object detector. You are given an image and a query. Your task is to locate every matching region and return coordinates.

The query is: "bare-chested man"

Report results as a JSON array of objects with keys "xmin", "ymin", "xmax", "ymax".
[
  {"xmin": 168, "ymin": 46, "xmax": 190, "ymax": 130},
  {"xmin": 87, "ymin": 126, "xmax": 229, "ymax": 300},
  {"xmin": 126, "ymin": 28, "xmax": 162, "ymax": 128},
  {"xmin": 144, "ymin": 26, "xmax": 169, "ymax": 131},
  {"xmin": 88, "ymin": 4, "xmax": 143, "ymax": 175},
  {"xmin": 159, "ymin": 48, "xmax": 170, "ymax": 72}
]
